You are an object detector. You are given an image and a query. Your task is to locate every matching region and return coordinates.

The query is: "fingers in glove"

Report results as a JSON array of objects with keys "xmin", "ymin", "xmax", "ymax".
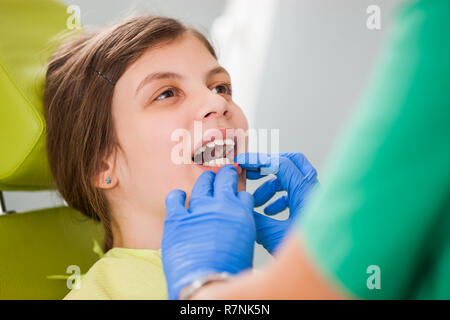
[
  {"xmin": 165, "ymin": 189, "xmax": 187, "ymax": 218},
  {"xmin": 234, "ymin": 153, "xmax": 271, "ymax": 170},
  {"xmin": 237, "ymin": 191, "xmax": 255, "ymax": 211},
  {"xmin": 253, "ymin": 177, "xmax": 283, "ymax": 207},
  {"xmin": 274, "ymin": 156, "xmax": 307, "ymax": 194},
  {"xmin": 280, "ymin": 152, "xmax": 317, "ymax": 181},
  {"xmin": 214, "ymin": 165, "xmax": 238, "ymax": 197},
  {"xmin": 263, "ymin": 195, "xmax": 288, "ymax": 215},
  {"xmin": 191, "ymin": 170, "xmax": 215, "ymax": 198},
  {"xmin": 246, "ymin": 169, "xmax": 266, "ymax": 180}
]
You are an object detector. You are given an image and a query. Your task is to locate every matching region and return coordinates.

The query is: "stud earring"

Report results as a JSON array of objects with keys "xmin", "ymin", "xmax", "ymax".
[{"xmin": 105, "ymin": 177, "xmax": 112, "ymax": 184}]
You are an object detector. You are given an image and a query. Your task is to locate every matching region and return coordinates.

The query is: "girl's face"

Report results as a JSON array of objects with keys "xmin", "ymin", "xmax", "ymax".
[{"xmin": 107, "ymin": 33, "xmax": 248, "ymax": 216}]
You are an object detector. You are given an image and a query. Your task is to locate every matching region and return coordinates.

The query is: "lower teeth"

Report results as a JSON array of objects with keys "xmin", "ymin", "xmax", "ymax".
[{"xmin": 202, "ymin": 158, "xmax": 231, "ymax": 166}]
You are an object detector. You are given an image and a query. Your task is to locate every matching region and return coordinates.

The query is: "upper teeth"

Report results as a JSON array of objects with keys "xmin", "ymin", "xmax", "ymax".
[{"xmin": 193, "ymin": 138, "xmax": 235, "ymax": 165}]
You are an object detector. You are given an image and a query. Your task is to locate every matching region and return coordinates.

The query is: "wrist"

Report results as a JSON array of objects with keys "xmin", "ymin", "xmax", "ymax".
[
  {"xmin": 188, "ymin": 278, "xmax": 229, "ymax": 299},
  {"xmin": 178, "ymin": 272, "xmax": 233, "ymax": 300}
]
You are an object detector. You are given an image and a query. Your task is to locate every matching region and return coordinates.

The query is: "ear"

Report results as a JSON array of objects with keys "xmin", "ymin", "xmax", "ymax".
[{"xmin": 93, "ymin": 152, "xmax": 118, "ymax": 189}]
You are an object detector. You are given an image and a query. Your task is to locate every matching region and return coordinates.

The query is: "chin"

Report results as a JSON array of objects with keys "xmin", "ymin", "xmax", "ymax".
[
  {"xmin": 190, "ymin": 164, "xmax": 247, "ymax": 192},
  {"xmin": 237, "ymin": 169, "xmax": 246, "ymax": 192}
]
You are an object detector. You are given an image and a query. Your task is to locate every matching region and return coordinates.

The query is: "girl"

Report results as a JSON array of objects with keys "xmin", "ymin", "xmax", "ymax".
[{"xmin": 44, "ymin": 15, "xmax": 248, "ymax": 299}]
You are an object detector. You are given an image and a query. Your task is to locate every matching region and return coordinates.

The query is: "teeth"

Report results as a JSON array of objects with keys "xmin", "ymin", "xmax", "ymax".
[
  {"xmin": 193, "ymin": 136, "xmax": 236, "ymax": 165},
  {"xmin": 195, "ymin": 138, "xmax": 235, "ymax": 153},
  {"xmin": 201, "ymin": 158, "xmax": 231, "ymax": 167},
  {"xmin": 224, "ymin": 138, "xmax": 234, "ymax": 146},
  {"xmin": 193, "ymin": 146, "xmax": 206, "ymax": 159},
  {"xmin": 225, "ymin": 144, "xmax": 234, "ymax": 152}
]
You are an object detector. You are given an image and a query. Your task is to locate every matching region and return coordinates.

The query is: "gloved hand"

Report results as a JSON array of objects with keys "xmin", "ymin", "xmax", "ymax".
[
  {"xmin": 235, "ymin": 152, "xmax": 318, "ymax": 255},
  {"xmin": 162, "ymin": 165, "xmax": 256, "ymax": 300}
]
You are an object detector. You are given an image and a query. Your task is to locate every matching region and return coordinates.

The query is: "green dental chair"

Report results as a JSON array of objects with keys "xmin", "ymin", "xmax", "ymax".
[{"xmin": 0, "ymin": 0, "xmax": 104, "ymax": 299}]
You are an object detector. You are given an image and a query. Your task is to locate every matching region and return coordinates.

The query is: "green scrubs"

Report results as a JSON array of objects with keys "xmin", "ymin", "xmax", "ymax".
[{"xmin": 297, "ymin": 0, "xmax": 449, "ymax": 299}]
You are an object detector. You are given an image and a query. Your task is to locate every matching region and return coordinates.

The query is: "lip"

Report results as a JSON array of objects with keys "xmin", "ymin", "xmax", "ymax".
[{"xmin": 195, "ymin": 162, "xmax": 242, "ymax": 175}]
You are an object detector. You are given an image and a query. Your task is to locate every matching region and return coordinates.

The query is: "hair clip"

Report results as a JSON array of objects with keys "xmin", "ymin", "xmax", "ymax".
[{"xmin": 90, "ymin": 66, "xmax": 116, "ymax": 85}]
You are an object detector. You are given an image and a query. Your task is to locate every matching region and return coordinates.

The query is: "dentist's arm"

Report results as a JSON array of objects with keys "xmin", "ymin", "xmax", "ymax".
[{"xmin": 189, "ymin": 231, "xmax": 346, "ymax": 299}]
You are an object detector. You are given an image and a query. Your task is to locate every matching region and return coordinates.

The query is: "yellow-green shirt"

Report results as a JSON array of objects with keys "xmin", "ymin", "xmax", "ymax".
[{"xmin": 64, "ymin": 247, "xmax": 167, "ymax": 300}]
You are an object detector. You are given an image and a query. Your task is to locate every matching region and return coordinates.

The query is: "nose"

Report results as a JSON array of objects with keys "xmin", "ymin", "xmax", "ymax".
[{"xmin": 195, "ymin": 90, "xmax": 231, "ymax": 121}]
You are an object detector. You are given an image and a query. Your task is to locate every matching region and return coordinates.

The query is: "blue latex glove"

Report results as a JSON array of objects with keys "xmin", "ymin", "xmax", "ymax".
[
  {"xmin": 162, "ymin": 165, "xmax": 256, "ymax": 300},
  {"xmin": 235, "ymin": 152, "xmax": 318, "ymax": 255}
]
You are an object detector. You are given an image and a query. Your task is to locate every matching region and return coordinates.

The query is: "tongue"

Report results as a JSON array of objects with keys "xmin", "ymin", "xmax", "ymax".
[{"xmin": 203, "ymin": 145, "xmax": 227, "ymax": 163}]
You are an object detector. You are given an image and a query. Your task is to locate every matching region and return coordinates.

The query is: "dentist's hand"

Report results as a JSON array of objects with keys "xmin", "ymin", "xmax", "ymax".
[
  {"xmin": 236, "ymin": 153, "xmax": 319, "ymax": 255},
  {"xmin": 162, "ymin": 165, "xmax": 256, "ymax": 300}
]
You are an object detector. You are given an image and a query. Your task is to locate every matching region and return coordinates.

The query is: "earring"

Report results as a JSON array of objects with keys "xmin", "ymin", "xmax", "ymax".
[{"xmin": 105, "ymin": 177, "xmax": 112, "ymax": 184}]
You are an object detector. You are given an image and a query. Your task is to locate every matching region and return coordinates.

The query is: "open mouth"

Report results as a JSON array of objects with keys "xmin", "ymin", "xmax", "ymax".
[
  {"xmin": 192, "ymin": 137, "xmax": 236, "ymax": 166},
  {"xmin": 191, "ymin": 128, "xmax": 242, "ymax": 174}
]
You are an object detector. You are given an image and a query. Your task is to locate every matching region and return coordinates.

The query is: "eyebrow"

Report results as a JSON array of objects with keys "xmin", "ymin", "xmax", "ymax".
[{"xmin": 135, "ymin": 66, "xmax": 230, "ymax": 96}]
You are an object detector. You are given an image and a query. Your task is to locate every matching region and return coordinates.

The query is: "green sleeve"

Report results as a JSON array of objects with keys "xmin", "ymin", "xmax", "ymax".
[{"xmin": 297, "ymin": 0, "xmax": 450, "ymax": 299}]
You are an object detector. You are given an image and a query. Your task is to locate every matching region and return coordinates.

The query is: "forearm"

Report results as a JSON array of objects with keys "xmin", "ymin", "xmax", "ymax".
[{"xmin": 189, "ymin": 232, "xmax": 346, "ymax": 300}]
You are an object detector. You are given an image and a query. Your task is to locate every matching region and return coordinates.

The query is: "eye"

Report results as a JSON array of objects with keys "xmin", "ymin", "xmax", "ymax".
[
  {"xmin": 155, "ymin": 88, "xmax": 177, "ymax": 101},
  {"xmin": 212, "ymin": 83, "xmax": 232, "ymax": 96}
]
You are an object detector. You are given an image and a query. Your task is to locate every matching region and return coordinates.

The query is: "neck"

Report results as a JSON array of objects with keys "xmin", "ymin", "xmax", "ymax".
[{"xmin": 110, "ymin": 208, "xmax": 165, "ymax": 251}]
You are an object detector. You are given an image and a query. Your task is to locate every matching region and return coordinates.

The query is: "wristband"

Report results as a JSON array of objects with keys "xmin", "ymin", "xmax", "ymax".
[{"xmin": 178, "ymin": 272, "xmax": 233, "ymax": 300}]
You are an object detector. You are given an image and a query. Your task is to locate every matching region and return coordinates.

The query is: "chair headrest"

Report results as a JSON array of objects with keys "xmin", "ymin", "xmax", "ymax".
[{"xmin": 0, "ymin": 0, "xmax": 67, "ymax": 190}]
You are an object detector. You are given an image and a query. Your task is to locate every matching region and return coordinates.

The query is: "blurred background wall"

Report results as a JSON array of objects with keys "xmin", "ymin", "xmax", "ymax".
[{"xmin": 3, "ymin": 0, "xmax": 405, "ymax": 265}]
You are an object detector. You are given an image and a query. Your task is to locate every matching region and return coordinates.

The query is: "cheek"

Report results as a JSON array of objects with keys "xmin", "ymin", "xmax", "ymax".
[
  {"xmin": 134, "ymin": 125, "xmax": 188, "ymax": 189},
  {"xmin": 140, "ymin": 118, "xmax": 209, "ymax": 208},
  {"xmin": 232, "ymin": 106, "xmax": 248, "ymax": 191},
  {"xmin": 115, "ymin": 112, "xmax": 186, "ymax": 203},
  {"xmin": 232, "ymin": 105, "xmax": 249, "ymax": 131}
]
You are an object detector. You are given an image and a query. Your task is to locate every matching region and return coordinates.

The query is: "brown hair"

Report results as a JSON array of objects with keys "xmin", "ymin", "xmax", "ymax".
[{"xmin": 44, "ymin": 15, "xmax": 217, "ymax": 252}]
